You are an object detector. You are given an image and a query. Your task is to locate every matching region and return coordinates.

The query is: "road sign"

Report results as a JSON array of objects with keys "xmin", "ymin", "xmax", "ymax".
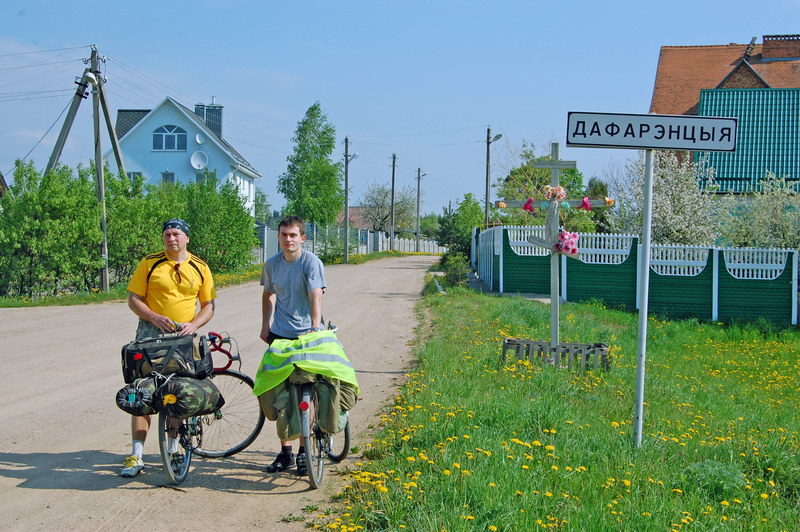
[{"xmin": 567, "ymin": 111, "xmax": 737, "ymax": 151}]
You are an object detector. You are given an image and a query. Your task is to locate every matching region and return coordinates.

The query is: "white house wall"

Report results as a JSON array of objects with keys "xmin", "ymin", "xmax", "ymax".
[{"xmin": 112, "ymin": 102, "xmax": 256, "ymax": 214}]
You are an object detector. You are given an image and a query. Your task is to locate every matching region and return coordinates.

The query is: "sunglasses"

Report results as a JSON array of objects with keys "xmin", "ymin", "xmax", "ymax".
[{"xmin": 174, "ymin": 263, "xmax": 182, "ymax": 284}]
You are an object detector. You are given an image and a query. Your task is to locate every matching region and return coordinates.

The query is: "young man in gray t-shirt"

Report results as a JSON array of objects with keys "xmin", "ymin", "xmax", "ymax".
[{"xmin": 259, "ymin": 215, "xmax": 326, "ymax": 475}]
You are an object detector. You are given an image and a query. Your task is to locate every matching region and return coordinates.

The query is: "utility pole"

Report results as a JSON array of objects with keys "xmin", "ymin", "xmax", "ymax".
[
  {"xmin": 485, "ymin": 126, "xmax": 502, "ymax": 229},
  {"xmin": 45, "ymin": 45, "xmax": 126, "ymax": 293},
  {"xmin": 90, "ymin": 48, "xmax": 109, "ymax": 292},
  {"xmin": 415, "ymin": 168, "xmax": 426, "ymax": 252},
  {"xmin": 343, "ymin": 137, "xmax": 357, "ymax": 263},
  {"xmin": 389, "ymin": 153, "xmax": 396, "ymax": 251}
]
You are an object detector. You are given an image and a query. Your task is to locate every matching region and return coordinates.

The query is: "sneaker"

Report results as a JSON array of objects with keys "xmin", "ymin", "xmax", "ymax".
[
  {"xmin": 265, "ymin": 451, "xmax": 294, "ymax": 473},
  {"xmin": 169, "ymin": 452, "xmax": 184, "ymax": 473},
  {"xmin": 119, "ymin": 455, "xmax": 144, "ymax": 477},
  {"xmin": 296, "ymin": 452, "xmax": 307, "ymax": 476}
]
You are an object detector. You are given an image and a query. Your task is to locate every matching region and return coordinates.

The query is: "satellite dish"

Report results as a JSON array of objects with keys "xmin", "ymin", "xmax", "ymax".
[
  {"xmin": 190, "ymin": 151, "xmax": 208, "ymax": 170},
  {"xmin": 195, "ymin": 133, "xmax": 205, "ymax": 144}
]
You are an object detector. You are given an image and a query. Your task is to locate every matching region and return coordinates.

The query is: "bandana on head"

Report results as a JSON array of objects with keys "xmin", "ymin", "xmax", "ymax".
[{"xmin": 162, "ymin": 219, "xmax": 190, "ymax": 235}]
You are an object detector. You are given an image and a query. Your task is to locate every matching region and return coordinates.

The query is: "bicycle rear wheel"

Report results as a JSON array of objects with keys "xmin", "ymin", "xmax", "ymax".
[
  {"xmin": 194, "ymin": 370, "xmax": 265, "ymax": 458},
  {"xmin": 158, "ymin": 412, "xmax": 194, "ymax": 484},
  {"xmin": 327, "ymin": 419, "xmax": 351, "ymax": 463},
  {"xmin": 302, "ymin": 387, "xmax": 326, "ymax": 489}
]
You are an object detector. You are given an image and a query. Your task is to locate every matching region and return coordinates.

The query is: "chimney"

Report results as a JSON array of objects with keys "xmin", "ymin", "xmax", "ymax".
[
  {"xmin": 762, "ymin": 34, "xmax": 800, "ymax": 59},
  {"xmin": 193, "ymin": 99, "xmax": 224, "ymax": 138}
]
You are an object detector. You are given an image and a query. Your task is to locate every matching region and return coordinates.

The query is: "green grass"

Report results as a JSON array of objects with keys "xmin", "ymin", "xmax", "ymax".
[{"xmin": 318, "ymin": 287, "xmax": 800, "ymax": 531}]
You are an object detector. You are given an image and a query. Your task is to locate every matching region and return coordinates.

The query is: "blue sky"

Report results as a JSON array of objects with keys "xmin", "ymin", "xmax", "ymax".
[{"xmin": 1, "ymin": 1, "xmax": 797, "ymax": 215}]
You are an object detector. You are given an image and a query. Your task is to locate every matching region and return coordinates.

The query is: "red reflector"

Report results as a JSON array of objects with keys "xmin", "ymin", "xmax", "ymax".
[
  {"xmin": 133, "ymin": 353, "xmax": 143, "ymax": 361},
  {"xmin": 299, "ymin": 401, "xmax": 310, "ymax": 411}
]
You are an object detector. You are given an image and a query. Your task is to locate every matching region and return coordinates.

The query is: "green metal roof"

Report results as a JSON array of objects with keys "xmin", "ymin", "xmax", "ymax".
[{"xmin": 696, "ymin": 88, "xmax": 800, "ymax": 192}]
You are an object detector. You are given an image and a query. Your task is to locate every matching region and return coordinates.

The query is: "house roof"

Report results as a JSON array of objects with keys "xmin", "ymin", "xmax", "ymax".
[
  {"xmin": 115, "ymin": 109, "xmax": 150, "ymax": 139},
  {"xmin": 696, "ymin": 88, "xmax": 800, "ymax": 192},
  {"xmin": 0, "ymin": 170, "xmax": 8, "ymax": 197},
  {"xmin": 115, "ymin": 97, "xmax": 261, "ymax": 179},
  {"xmin": 650, "ymin": 36, "xmax": 800, "ymax": 116}
]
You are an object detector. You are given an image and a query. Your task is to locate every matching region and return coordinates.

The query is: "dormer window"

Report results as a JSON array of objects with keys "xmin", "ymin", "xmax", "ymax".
[{"xmin": 153, "ymin": 125, "xmax": 187, "ymax": 151}]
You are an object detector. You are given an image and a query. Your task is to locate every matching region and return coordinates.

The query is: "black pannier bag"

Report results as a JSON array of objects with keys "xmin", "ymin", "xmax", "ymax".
[
  {"xmin": 121, "ymin": 333, "xmax": 212, "ymax": 384},
  {"xmin": 115, "ymin": 377, "xmax": 159, "ymax": 416}
]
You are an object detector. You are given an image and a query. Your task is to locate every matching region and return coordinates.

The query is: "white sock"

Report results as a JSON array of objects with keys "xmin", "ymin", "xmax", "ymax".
[
  {"xmin": 168, "ymin": 437, "xmax": 179, "ymax": 454},
  {"xmin": 132, "ymin": 440, "xmax": 144, "ymax": 459}
]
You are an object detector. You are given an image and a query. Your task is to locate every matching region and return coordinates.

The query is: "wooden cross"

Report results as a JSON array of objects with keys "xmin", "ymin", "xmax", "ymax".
[{"xmin": 495, "ymin": 142, "xmax": 611, "ymax": 352}]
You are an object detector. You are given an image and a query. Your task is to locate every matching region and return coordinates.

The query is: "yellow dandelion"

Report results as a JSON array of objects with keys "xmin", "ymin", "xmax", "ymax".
[
  {"xmin": 760, "ymin": 493, "xmax": 769, "ymax": 499},
  {"xmin": 672, "ymin": 488, "xmax": 683, "ymax": 494}
]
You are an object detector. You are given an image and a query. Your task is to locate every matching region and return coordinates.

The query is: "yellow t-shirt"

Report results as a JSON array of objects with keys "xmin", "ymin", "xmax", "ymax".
[{"xmin": 127, "ymin": 251, "xmax": 216, "ymax": 323}]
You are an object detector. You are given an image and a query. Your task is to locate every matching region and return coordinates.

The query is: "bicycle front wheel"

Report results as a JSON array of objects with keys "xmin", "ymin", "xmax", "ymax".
[
  {"xmin": 158, "ymin": 412, "xmax": 193, "ymax": 484},
  {"xmin": 303, "ymin": 388, "xmax": 326, "ymax": 489},
  {"xmin": 327, "ymin": 419, "xmax": 350, "ymax": 463},
  {"xmin": 194, "ymin": 370, "xmax": 265, "ymax": 458}
]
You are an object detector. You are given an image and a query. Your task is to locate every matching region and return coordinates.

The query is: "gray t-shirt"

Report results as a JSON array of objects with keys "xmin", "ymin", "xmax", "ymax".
[{"xmin": 260, "ymin": 249, "xmax": 326, "ymax": 338}]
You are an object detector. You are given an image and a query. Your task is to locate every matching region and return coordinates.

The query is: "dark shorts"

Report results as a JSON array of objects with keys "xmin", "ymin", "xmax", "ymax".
[{"xmin": 267, "ymin": 331, "xmax": 297, "ymax": 345}]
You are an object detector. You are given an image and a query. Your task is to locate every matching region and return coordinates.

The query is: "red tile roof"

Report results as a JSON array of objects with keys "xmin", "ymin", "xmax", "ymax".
[
  {"xmin": 650, "ymin": 44, "xmax": 753, "ymax": 115},
  {"xmin": 650, "ymin": 38, "xmax": 800, "ymax": 116}
]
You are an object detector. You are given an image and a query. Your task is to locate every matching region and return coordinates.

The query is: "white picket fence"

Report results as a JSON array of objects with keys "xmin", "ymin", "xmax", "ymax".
[
  {"xmin": 722, "ymin": 248, "xmax": 790, "ymax": 280},
  {"xmin": 259, "ymin": 226, "xmax": 445, "ymax": 261}
]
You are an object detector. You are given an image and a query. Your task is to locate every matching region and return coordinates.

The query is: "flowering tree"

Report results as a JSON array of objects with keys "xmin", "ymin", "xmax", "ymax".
[
  {"xmin": 605, "ymin": 152, "xmax": 719, "ymax": 245},
  {"xmin": 716, "ymin": 174, "xmax": 800, "ymax": 249},
  {"xmin": 358, "ymin": 182, "xmax": 416, "ymax": 232}
]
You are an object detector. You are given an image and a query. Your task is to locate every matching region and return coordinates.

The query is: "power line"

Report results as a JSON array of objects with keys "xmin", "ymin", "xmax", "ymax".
[
  {"xmin": 4, "ymin": 98, "xmax": 72, "ymax": 177},
  {"xmin": 354, "ymin": 139, "xmax": 483, "ymax": 148},
  {"xmin": 0, "ymin": 45, "xmax": 89, "ymax": 58},
  {"xmin": 349, "ymin": 125, "xmax": 485, "ymax": 138},
  {"xmin": 0, "ymin": 91, "xmax": 73, "ymax": 103},
  {"xmin": 0, "ymin": 59, "xmax": 82, "ymax": 72}
]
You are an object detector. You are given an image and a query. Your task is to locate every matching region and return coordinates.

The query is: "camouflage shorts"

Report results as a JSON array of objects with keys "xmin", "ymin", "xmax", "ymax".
[{"xmin": 135, "ymin": 320, "xmax": 164, "ymax": 341}]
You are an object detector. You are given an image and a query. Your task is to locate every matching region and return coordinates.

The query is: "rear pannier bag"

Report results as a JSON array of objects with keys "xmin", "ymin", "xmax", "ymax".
[
  {"xmin": 115, "ymin": 377, "xmax": 159, "ymax": 416},
  {"xmin": 154, "ymin": 376, "xmax": 225, "ymax": 418},
  {"xmin": 121, "ymin": 334, "xmax": 212, "ymax": 384}
]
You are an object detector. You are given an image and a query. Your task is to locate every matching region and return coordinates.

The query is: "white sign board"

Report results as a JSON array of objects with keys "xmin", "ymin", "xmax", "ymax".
[{"xmin": 567, "ymin": 111, "xmax": 737, "ymax": 151}]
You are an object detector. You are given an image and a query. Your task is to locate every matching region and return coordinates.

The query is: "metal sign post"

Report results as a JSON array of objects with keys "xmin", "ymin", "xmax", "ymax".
[{"xmin": 566, "ymin": 111, "xmax": 738, "ymax": 448}]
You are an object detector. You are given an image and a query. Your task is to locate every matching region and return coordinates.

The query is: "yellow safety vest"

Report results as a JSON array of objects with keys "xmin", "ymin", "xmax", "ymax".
[{"xmin": 253, "ymin": 330, "xmax": 359, "ymax": 396}]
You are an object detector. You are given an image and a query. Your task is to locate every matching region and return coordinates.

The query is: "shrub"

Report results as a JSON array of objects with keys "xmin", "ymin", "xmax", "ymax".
[{"xmin": 442, "ymin": 252, "xmax": 469, "ymax": 287}]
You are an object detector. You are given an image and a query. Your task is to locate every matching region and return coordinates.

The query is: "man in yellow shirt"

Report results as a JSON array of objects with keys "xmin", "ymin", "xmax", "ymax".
[{"xmin": 120, "ymin": 219, "xmax": 216, "ymax": 477}]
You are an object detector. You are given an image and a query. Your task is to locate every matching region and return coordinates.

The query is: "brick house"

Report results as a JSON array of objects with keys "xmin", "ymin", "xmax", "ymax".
[{"xmin": 650, "ymin": 35, "xmax": 800, "ymax": 192}]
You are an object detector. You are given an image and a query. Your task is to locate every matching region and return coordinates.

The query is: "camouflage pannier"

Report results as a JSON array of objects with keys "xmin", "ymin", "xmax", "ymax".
[
  {"xmin": 116, "ymin": 377, "xmax": 159, "ymax": 416},
  {"xmin": 154, "ymin": 376, "xmax": 225, "ymax": 418}
]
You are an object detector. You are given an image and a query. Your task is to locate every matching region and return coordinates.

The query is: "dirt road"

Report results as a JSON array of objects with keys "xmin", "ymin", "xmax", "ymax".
[{"xmin": 0, "ymin": 255, "xmax": 438, "ymax": 531}]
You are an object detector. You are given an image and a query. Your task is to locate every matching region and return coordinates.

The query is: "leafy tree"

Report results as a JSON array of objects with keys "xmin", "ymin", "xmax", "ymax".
[
  {"xmin": 278, "ymin": 102, "xmax": 343, "ymax": 225},
  {"xmin": 419, "ymin": 212, "xmax": 439, "ymax": 238},
  {"xmin": 357, "ymin": 182, "xmax": 415, "ymax": 232},
  {"xmin": 436, "ymin": 193, "xmax": 483, "ymax": 257},
  {"xmin": 0, "ymin": 162, "xmax": 259, "ymax": 298},
  {"xmin": 716, "ymin": 174, "xmax": 800, "ymax": 249},
  {"xmin": 584, "ymin": 177, "xmax": 611, "ymax": 232},
  {"xmin": 605, "ymin": 151, "xmax": 718, "ymax": 245},
  {"xmin": 495, "ymin": 141, "xmax": 594, "ymax": 231},
  {"xmin": 0, "ymin": 161, "xmax": 101, "ymax": 297},
  {"xmin": 253, "ymin": 188, "xmax": 272, "ymax": 226},
  {"xmin": 183, "ymin": 176, "xmax": 257, "ymax": 273}
]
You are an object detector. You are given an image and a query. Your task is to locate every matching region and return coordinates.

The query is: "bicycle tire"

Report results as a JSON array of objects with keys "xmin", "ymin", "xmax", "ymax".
[
  {"xmin": 158, "ymin": 412, "xmax": 193, "ymax": 484},
  {"xmin": 194, "ymin": 370, "xmax": 265, "ymax": 458},
  {"xmin": 326, "ymin": 419, "xmax": 351, "ymax": 463},
  {"xmin": 303, "ymin": 386, "xmax": 325, "ymax": 489}
]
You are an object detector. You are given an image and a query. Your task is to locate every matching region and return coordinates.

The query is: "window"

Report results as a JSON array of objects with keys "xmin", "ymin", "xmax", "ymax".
[
  {"xmin": 153, "ymin": 125, "xmax": 187, "ymax": 151},
  {"xmin": 126, "ymin": 171, "xmax": 143, "ymax": 183},
  {"xmin": 161, "ymin": 172, "xmax": 175, "ymax": 185}
]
